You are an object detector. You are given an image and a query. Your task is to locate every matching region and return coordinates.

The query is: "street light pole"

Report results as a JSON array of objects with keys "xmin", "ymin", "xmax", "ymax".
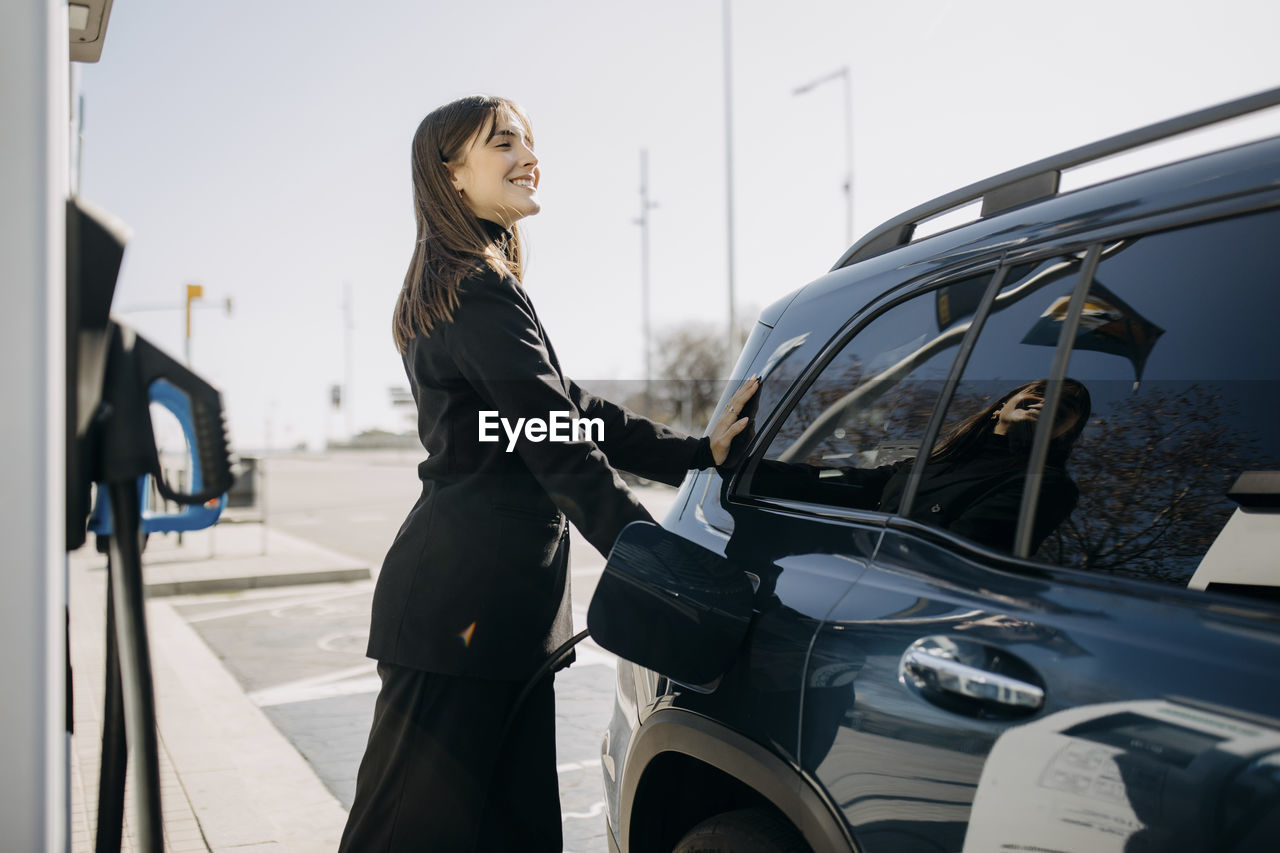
[
  {"xmin": 794, "ymin": 65, "xmax": 854, "ymax": 245},
  {"xmin": 635, "ymin": 149, "xmax": 657, "ymax": 414},
  {"xmin": 723, "ymin": 0, "xmax": 737, "ymax": 357},
  {"xmin": 342, "ymin": 281, "xmax": 354, "ymax": 441}
]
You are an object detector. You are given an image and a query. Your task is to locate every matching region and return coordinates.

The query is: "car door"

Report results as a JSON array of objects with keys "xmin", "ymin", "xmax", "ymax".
[
  {"xmin": 673, "ymin": 265, "xmax": 1002, "ymax": 770},
  {"xmin": 786, "ymin": 209, "xmax": 1280, "ymax": 852}
]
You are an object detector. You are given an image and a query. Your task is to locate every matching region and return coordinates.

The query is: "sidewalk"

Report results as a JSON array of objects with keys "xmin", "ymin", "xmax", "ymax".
[{"xmin": 68, "ymin": 522, "xmax": 370, "ymax": 852}]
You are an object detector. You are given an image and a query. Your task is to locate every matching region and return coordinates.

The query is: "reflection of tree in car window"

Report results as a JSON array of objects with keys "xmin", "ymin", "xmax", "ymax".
[
  {"xmin": 1035, "ymin": 382, "xmax": 1271, "ymax": 583},
  {"xmin": 1037, "ymin": 211, "xmax": 1280, "ymax": 586}
]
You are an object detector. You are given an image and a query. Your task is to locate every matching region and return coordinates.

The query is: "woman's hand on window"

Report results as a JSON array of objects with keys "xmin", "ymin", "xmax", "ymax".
[{"xmin": 710, "ymin": 377, "xmax": 760, "ymax": 466}]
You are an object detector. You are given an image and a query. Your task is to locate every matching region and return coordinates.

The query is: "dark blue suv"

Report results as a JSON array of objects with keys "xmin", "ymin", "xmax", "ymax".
[{"xmin": 588, "ymin": 88, "xmax": 1280, "ymax": 852}]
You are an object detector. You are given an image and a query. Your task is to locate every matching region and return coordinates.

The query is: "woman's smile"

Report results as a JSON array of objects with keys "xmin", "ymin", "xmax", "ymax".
[{"xmin": 449, "ymin": 108, "xmax": 541, "ymax": 228}]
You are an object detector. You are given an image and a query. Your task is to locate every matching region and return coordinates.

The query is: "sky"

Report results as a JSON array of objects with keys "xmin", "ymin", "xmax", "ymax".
[{"xmin": 78, "ymin": 0, "xmax": 1280, "ymax": 452}]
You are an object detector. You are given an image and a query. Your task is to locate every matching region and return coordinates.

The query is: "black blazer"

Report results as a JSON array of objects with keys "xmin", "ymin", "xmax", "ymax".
[{"xmin": 368, "ymin": 243, "xmax": 714, "ymax": 680}]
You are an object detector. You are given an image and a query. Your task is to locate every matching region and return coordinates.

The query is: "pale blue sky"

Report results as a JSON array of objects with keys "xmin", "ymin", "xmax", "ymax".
[{"xmin": 80, "ymin": 0, "xmax": 1280, "ymax": 451}]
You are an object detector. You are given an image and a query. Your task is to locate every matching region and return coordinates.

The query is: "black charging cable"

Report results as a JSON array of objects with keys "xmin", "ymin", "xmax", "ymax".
[
  {"xmin": 98, "ymin": 483, "xmax": 164, "ymax": 852},
  {"xmin": 497, "ymin": 629, "xmax": 592, "ymax": 747}
]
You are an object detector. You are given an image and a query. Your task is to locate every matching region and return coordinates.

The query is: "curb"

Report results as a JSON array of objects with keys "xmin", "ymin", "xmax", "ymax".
[
  {"xmin": 146, "ymin": 567, "xmax": 370, "ymax": 598},
  {"xmin": 138, "ymin": 524, "xmax": 371, "ymax": 597},
  {"xmin": 148, "ymin": 599, "xmax": 349, "ymax": 851}
]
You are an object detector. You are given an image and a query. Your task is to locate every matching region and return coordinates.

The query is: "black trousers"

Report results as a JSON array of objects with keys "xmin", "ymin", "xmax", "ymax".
[{"xmin": 339, "ymin": 662, "xmax": 561, "ymax": 852}]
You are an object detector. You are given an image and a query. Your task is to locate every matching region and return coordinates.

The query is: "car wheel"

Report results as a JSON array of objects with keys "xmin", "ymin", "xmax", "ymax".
[{"xmin": 671, "ymin": 808, "xmax": 810, "ymax": 853}]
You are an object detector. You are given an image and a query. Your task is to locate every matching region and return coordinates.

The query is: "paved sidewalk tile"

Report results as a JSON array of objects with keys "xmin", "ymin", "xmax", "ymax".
[
  {"xmin": 68, "ymin": 522, "xmax": 356, "ymax": 852},
  {"xmin": 69, "ymin": 558, "xmax": 210, "ymax": 852}
]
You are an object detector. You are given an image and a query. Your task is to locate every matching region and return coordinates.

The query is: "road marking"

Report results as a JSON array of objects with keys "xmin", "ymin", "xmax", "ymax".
[
  {"xmin": 185, "ymin": 586, "xmax": 369, "ymax": 624},
  {"xmin": 572, "ymin": 643, "xmax": 617, "ymax": 669},
  {"xmin": 562, "ymin": 801, "xmax": 605, "ymax": 821},
  {"xmin": 556, "ymin": 759, "xmax": 600, "ymax": 775},
  {"xmin": 316, "ymin": 631, "xmax": 369, "ymax": 653},
  {"xmin": 249, "ymin": 663, "xmax": 379, "ymax": 707}
]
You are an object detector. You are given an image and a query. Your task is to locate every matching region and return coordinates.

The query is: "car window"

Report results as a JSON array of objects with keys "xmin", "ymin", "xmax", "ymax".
[
  {"xmin": 748, "ymin": 272, "xmax": 993, "ymax": 511},
  {"xmin": 1032, "ymin": 209, "xmax": 1280, "ymax": 584},
  {"xmin": 907, "ymin": 255, "xmax": 1091, "ymax": 554}
]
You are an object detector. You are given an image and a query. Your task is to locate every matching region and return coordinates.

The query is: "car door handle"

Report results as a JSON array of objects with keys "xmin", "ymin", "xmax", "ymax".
[{"xmin": 902, "ymin": 647, "xmax": 1044, "ymax": 710}]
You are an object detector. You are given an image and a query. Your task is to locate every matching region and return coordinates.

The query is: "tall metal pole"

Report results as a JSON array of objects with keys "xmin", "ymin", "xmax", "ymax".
[
  {"xmin": 794, "ymin": 65, "xmax": 855, "ymax": 245},
  {"xmin": 723, "ymin": 0, "xmax": 737, "ymax": 356},
  {"xmin": 635, "ymin": 149, "xmax": 657, "ymax": 414},
  {"xmin": 342, "ymin": 281, "xmax": 354, "ymax": 440},
  {"xmin": 841, "ymin": 66, "xmax": 854, "ymax": 244}
]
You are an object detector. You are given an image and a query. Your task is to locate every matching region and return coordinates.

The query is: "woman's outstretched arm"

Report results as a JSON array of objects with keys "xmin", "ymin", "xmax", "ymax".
[
  {"xmin": 444, "ymin": 271, "xmax": 673, "ymax": 555},
  {"xmin": 564, "ymin": 376, "xmax": 758, "ymax": 483}
]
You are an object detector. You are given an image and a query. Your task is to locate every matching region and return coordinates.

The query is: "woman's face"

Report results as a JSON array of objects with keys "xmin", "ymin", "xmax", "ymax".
[
  {"xmin": 448, "ymin": 108, "xmax": 540, "ymax": 228},
  {"xmin": 993, "ymin": 385, "xmax": 1080, "ymax": 439}
]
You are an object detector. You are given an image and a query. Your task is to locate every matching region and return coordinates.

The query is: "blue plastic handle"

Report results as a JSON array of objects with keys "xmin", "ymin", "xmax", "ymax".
[{"xmin": 88, "ymin": 378, "xmax": 227, "ymax": 536}]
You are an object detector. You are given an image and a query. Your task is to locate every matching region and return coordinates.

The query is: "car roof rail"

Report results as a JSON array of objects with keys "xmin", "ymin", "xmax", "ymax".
[{"xmin": 833, "ymin": 85, "xmax": 1280, "ymax": 269}]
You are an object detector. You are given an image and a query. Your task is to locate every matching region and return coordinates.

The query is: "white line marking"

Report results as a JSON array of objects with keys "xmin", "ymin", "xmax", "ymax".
[
  {"xmin": 186, "ymin": 587, "xmax": 368, "ymax": 624},
  {"xmin": 556, "ymin": 759, "xmax": 600, "ymax": 775},
  {"xmin": 252, "ymin": 675, "xmax": 383, "ymax": 707},
  {"xmin": 572, "ymin": 643, "xmax": 617, "ymax": 670},
  {"xmin": 562, "ymin": 801, "xmax": 605, "ymax": 822},
  {"xmin": 248, "ymin": 663, "xmax": 379, "ymax": 707}
]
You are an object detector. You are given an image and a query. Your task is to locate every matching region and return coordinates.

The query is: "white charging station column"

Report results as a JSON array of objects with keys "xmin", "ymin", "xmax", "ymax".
[{"xmin": 0, "ymin": 1, "xmax": 68, "ymax": 850}]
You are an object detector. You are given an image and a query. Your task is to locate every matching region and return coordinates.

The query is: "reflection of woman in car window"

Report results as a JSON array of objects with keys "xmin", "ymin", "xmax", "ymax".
[{"xmin": 757, "ymin": 379, "xmax": 1091, "ymax": 553}]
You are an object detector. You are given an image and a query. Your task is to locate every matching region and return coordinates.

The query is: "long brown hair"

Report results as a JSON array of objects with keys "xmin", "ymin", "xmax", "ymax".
[
  {"xmin": 392, "ymin": 95, "xmax": 533, "ymax": 352},
  {"xmin": 932, "ymin": 379, "xmax": 1092, "ymax": 465}
]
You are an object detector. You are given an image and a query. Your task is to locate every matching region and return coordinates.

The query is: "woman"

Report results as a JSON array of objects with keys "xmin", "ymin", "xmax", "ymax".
[{"xmin": 339, "ymin": 95, "xmax": 758, "ymax": 852}]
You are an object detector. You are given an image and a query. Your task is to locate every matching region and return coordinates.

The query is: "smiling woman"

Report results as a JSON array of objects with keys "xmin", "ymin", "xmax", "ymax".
[
  {"xmin": 447, "ymin": 110, "xmax": 541, "ymax": 228},
  {"xmin": 340, "ymin": 94, "xmax": 759, "ymax": 853},
  {"xmin": 391, "ymin": 95, "xmax": 539, "ymax": 351}
]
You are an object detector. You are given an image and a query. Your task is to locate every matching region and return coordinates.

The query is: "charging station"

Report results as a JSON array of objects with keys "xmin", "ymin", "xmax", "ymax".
[
  {"xmin": 3, "ymin": 5, "xmax": 234, "ymax": 850},
  {"xmin": 2, "ymin": 3, "xmax": 71, "ymax": 849}
]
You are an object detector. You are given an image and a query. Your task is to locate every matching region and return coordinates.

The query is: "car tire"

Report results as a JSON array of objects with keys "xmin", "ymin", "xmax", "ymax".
[{"xmin": 671, "ymin": 808, "xmax": 811, "ymax": 853}]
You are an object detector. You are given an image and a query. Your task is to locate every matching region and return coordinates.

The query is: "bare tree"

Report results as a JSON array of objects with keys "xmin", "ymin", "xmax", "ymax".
[{"xmin": 635, "ymin": 317, "xmax": 754, "ymax": 431}]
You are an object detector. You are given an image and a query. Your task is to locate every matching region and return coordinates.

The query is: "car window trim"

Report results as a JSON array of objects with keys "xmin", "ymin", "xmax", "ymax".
[
  {"xmin": 894, "ymin": 263, "xmax": 1009, "ymax": 518},
  {"xmin": 895, "ymin": 253, "xmax": 1099, "ymax": 520},
  {"xmin": 727, "ymin": 245, "xmax": 1109, "ymax": 552},
  {"xmin": 729, "ymin": 261, "xmax": 1005, "ymax": 507},
  {"xmin": 726, "ymin": 493, "xmax": 893, "ymax": 529},
  {"xmin": 885, "ymin": 514, "xmax": 1280, "ymax": 618},
  {"xmin": 1012, "ymin": 243, "xmax": 1102, "ymax": 557}
]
